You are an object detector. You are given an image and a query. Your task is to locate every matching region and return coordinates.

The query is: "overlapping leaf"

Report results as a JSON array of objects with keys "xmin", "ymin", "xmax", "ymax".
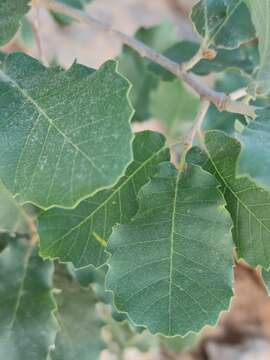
[
  {"xmin": 107, "ymin": 162, "xmax": 233, "ymax": 336},
  {"xmin": 38, "ymin": 131, "xmax": 170, "ymax": 268},
  {"xmin": 0, "ymin": 53, "xmax": 133, "ymax": 209},
  {"xmin": 51, "ymin": 265, "xmax": 105, "ymax": 360},
  {"xmin": 0, "ymin": 182, "xmax": 30, "ymax": 236},
  {"xmin": 238, "ymin": 107, "xmax": 270, "ymax": 190},
  {"xmin": 0, "ymin": 0, "xmax": 30, "ymax": 46},
  {"xmin": 0, "ymin": 237, "xmax": 57, "ymax": 360},
  {"xmin": 187, "ymin": 130, "xmax": 270, "ymax": 268},
  {"xmin": 246, "ymin": 0, "xmax": 270, "ymax": 95},
  {"xmin": 191, "ymin": 0, "xmax": 255, "ymax": 49}
]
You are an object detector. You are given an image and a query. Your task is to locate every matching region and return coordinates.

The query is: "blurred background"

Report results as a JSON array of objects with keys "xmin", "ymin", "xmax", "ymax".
[{"xmin": 2, "ymin": 0, "xmax": 270, "ymax": 359}]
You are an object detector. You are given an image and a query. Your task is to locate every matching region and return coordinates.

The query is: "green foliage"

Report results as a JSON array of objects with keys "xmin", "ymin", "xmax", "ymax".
[
  {"xmin": 51, "ymin": 264, "xmax": 105, "ymax": 360},
  {"xmin": 1, "ymin": 0, "xmax": 270, "ymax": 354},
  {"xmin": 118, "ymin": 23, "xmax": 178, "ymax": 121},
  {"xmin": 150, "ymin": 41, "xmax": 259, "ymax": 80},
  {"xmin": 246, "ymin": 0, "xmax": 270, "ymax": 95},
  {"xmin": 0, "ymin": 237, "xmax": 58, "ymax": 360},
  {"xmin": 0, "ymin": 0, "xmax": 30, "ymax": 46},
  {"xmin": 38, "ymin": 131, "xmax": 169, "ymax": 268},
  {"xmin": 238, "ymin": 107, "xmax": 270, "ymax": 190},
  {"xmin": 0, "ymin": 182, "xmax": 30, "ymax": 236},
  {"xmin": 149, "ymin": 79, "xmax": 200, "ymax": 129},
  {"xmin": 107, "ymin": 163, "xmax": 233, "ymax": 335},
  {"xmin": 191, "ymin": 0, "xmax": 255, "ymax": 49},
  {"xmin": 187, "ymin": 131, "xmax": 270, "ymax": 268},
  {"xmin": 0, "ymin": 53, "xmax": 133, "ymax": 209}
]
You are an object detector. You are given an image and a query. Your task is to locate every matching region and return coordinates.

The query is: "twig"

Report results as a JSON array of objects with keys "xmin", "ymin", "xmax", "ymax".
[
  {"xmin": 230, "ymin": 87, "xmax": 247, "ymax": 101},
  {"xmin": 38, "ymin": 0, "xmax": 257, "ymax": 118},
  {"xmin": 184, "ymin": 98, "xmax": 210, "ymax": 149},
  {"xmin": 178, "ymin": 99, "xmax": 210, "ymax": 171}
]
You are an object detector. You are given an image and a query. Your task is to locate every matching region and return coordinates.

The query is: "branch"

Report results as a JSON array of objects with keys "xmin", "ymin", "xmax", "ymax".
[
  {"xmin": 38, "ymin": 0, "xmax": 256, "ymax": 118},
  {"xmin": 184, "ymin": 98, "xmax": 210, "ymax": 149}
]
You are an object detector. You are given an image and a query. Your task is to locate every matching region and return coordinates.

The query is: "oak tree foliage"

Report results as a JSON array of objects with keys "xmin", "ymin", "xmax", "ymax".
[{"xmin": 0, "ymin": 0, "xmax": 270, "ymax": 357}]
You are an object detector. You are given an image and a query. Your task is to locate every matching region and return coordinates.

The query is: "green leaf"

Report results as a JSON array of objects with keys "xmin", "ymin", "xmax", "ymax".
[
  {"xmin": 107, "ymin": 162, "xmax": 233, "ymax": 336},
  {"xmin": 19, "ymin": 17, "xmax": 35, "ymax": 47},
  {"xmin": 51, "ymin": 0, "xmax": 93, "ymax": 26},
  {"xmin": 118, "ymin": 23, "xmax": 178, "ymax": 121},
  {"xmin": 191, "ymin": 0, "xmax": 255, "ymax": 49},
  {"xmin": 0, "ymin": 182, "xmax": 30, "ymax": 236},
  {"xmin": 149, "ymin": 79, "xmax": 199, "ymax": 128},
  {"xmin": 51, "ymin": 265, "xmax": 105, "ymax": 360},
  {"xmin": 69, "ymin": 263, "xmax": 127, "ymax": 321},
  {"xmin": 149, "ymin": 41, "xmax": 259, "ymax": 81},
  {"xmin": 0, "ymin": 237, "xmax": 58, "ymax": 360},
  {"xmin": 238, "ymin": 107, "xmax": 270, "ymax": 190},
  {"xmin": 246, "ymin": 0, "xmax": 270, "ymax": 95},
  {"xmin": 187, "ymin": 130, "xmax": 270, "ymax": 268},
  {"xmin": 38, "ymin": 131, "xmax": 170, "ymax": 268},
  {"xmin": 0, "ymin": 0, "xmax": 30, "ymax": 46},
  {"xmin": 0, "ymin": 53, "xmax": 133, "ymax": 209}
]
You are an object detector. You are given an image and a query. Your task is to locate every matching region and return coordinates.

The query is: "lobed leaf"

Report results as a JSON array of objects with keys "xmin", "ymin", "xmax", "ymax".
[
  {"xmin": 0, "ymin": 182, "xmax": 30, "ymax": 236},
  {"xmin": 107, "ymin": 162, "xmax": 233, "ymax": 336},
  {"xmin": 0, "ymin": 0, "xmax": 30, "ymax": 46},
  {"xmin": 191, "ymin": 0, "xmax": 255, "ymax": 49},
  {"xmin": 187, "ymin": 130, "xmax": 270, "ymax": 268},
  {"xmin": 238, "ymin": 107, "xmax": 270, "ymax": 190},
  {"xmin": 0, "ymin": 53, "xmax": 133, "ymax": 209},
  {"xmin": 38, "ymin": 131, "xmax": 170, "ymax": 268},
  {"xmin": 51, "ymin": 265, "xmax": 105, "ymax": 360},
  {"xmin": 0, "ymin": 237, "xmax": 57, "ymax": 360}
]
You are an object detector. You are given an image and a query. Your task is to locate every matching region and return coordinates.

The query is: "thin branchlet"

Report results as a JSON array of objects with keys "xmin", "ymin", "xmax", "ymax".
[{"xmin": 38, "ymin": 0, "xmax": 256, "ymax": 119}]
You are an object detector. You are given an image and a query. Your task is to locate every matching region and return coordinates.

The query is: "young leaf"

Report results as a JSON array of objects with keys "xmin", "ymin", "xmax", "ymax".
[
  {"xmin": 51, "ymin": 265, "xmax": 105, "ymax": 360},
  {"xmin": 0, "ymin": 53, "xmax": 133, "ymax": 209},
  {"xmin": 38, "ymin": 131, "xmax": 170, "ymax": 268},
  {"xmin": 246, "ymin": 0, "xmax": 270, "ymax": 95},
  {"xmin": 187, "ymin": 130, "xmax": 270, "ymax": 268},
  {"xmin": 238, "ymin": 107, "xmax": 270, "ymax": 190},
  {"xmin": 0, "ymin": 182, "xmax": 30, "ymax": 236},
  {"xmin": 107, "ymin": 162, "xmax": 233, "ymax": 336},
  {"xmin": 0, "ymin": 0, "xmax": 30, "ymax": 46},
  {"xmin": 118, "ymin": 23, "xmax": 178, "ymax": 121},
  {"xmin": 191, "ymin": 0, "xmax": 255, "ymax": 49},
  {"xmin": 0, "ymin": 237, "xmax": 58, "ymax": 360}
]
